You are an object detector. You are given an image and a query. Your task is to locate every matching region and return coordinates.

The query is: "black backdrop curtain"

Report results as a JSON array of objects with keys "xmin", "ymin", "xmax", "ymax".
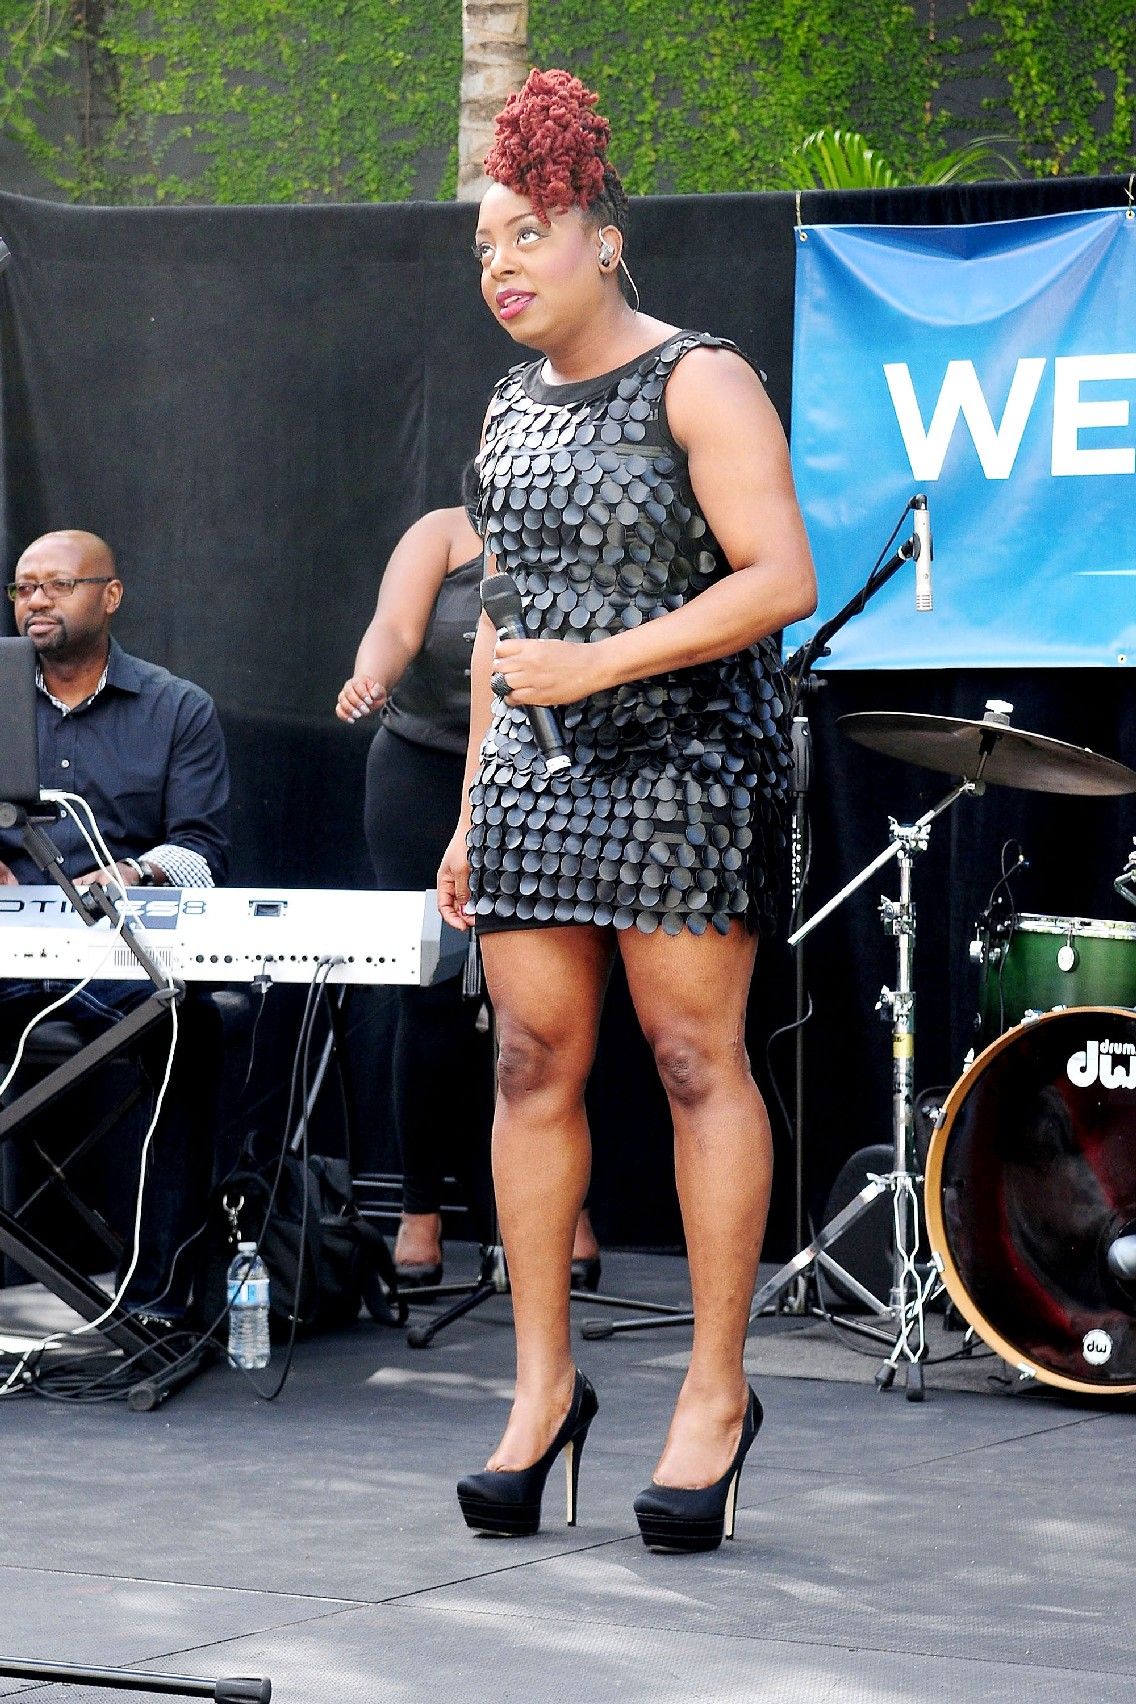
[{"xmin": 1, "ymin": 173, "xmax": 1131, "ymax": 1254}]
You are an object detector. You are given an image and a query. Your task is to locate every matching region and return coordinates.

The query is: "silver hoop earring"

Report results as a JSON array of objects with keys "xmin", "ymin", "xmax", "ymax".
[{"xmin": 619, "ymin": 257, "xmax": 641, "ymax": 312}]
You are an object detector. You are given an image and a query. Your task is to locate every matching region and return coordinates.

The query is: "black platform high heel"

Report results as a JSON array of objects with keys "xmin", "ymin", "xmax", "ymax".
[
  {"xmin": 457, "ymin": 1370, "xmax": 599, "ymax": 1537},
  {"xmin": 633, "ymin": 1387, "xmax": 763, "ymax": 1553}
]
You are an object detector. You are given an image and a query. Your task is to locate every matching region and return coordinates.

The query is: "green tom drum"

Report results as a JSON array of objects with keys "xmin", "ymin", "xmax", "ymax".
[{"xmin": 974, "ymin": 913, "xmax": 1136, "ymax": 1045}]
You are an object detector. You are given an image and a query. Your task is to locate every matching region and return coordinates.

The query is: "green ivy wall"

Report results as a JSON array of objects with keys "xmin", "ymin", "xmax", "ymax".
[{"xmin": 1, "ymin": 0, "xmax": 1132, "ymax": 203}]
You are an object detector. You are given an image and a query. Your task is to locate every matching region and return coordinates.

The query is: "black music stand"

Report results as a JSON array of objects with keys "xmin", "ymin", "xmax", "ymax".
[{"xmin": 0, "ymin": 800, "xmax": 210, "ymax": 1409}]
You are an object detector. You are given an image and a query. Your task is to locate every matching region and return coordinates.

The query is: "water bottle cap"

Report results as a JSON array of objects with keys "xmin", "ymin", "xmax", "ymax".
[{"xmin": 237, "ymin": 1241, "xmax": 257, "ymax": 1254}]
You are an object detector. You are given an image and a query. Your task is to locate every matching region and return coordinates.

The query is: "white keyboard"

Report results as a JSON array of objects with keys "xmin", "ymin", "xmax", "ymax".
[{"xmin": 0, "ymin": 887, "xmax": 466, "ymax": 986}]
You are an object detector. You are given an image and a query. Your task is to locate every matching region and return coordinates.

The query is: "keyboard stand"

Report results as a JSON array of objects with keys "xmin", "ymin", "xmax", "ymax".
[{"xmin": 0, "ymin": 803, "xmax": 209, "ymax": 1409}]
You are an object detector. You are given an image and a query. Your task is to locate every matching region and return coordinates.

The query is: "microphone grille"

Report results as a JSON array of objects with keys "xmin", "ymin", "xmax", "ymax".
[{"xmin": 481, "ymin": 572, "xmax": 523, "ymax": 626}]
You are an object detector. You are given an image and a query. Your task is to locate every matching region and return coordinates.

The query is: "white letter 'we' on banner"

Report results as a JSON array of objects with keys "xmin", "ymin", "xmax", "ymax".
[
  {"xmin": 884, "ymin": 355, "xmax": 1136, "ymax": 481},
  {"xmin": 787, "ymin": 208, "xmax": 1136, "ymax": 668}
]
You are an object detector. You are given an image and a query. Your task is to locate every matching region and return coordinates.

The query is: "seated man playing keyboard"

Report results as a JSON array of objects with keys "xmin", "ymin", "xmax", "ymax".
[{"xmin": 0, "ymin": 530, "xmax": 230, "ymax": 1327}]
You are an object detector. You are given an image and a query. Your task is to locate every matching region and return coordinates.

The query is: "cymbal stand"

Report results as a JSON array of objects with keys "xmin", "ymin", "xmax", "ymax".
[{"xmin": 1115, "ymin": 840, "xmax": 1136, "ymax": 911}]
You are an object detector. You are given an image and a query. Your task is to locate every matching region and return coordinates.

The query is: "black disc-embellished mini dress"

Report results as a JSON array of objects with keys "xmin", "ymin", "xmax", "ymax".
[{"xmin": 467, "ymin": 331, "xmax": 793, "ymax": 939}]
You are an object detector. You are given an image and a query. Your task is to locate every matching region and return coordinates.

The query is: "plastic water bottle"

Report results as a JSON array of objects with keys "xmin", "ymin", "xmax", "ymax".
[{"xmin": 227, "ymin": 1242, "xmax": 271, "ymax": 1369}]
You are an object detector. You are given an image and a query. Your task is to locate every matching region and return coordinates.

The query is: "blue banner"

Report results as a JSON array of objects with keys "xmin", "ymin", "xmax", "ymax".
[{"xmin": 785, "ymin": 208, "xmax": 1136, "ymax": 668}]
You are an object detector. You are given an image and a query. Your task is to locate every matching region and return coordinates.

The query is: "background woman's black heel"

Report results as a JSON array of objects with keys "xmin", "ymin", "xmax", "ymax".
[
  {"xmin": 457, "ymin": 1370, "xmax": 598, "ymax": 1536},
  {"xmin": 633, "ymin": 1387, "xmax": 763, "ymax": 1553},
  {"xmin": 570, "ymin": 1255, "xmax": 602, "ymax": 1292}
]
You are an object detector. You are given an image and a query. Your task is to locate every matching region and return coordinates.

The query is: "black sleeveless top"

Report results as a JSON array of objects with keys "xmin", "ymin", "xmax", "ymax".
[
  {"xmin": 382, "ymin": 553, "xmax": 482, "ymax": 756},
  {"xmin": 467, "ymin": 332, "xmax": 792, "ymax": 937}
]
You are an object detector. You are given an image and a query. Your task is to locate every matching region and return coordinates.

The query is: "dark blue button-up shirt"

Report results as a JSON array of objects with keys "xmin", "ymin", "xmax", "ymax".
[{"xmin": 0, "ymin": 638, "xmax": 230, "ymax": 884}]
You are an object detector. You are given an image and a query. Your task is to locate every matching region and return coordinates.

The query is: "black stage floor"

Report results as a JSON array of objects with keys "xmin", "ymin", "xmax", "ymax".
[{"xmin": 0, "ymin": 1247, "xmax": 1131, "ymax": 1703}]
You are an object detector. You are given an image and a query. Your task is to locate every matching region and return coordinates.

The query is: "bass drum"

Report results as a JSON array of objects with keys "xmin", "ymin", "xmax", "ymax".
[{"xmin": 926, "ymin": 1007, "xmax": 1136, "ymax": 1395}]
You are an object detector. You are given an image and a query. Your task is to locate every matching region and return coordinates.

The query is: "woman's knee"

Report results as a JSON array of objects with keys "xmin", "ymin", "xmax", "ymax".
[
  {"xmin": 494, "ymin": 1019, "xmax": 588, "ymax": 1104},
  {"xmin": 649, "ymin": 1028, "xmax": 749, "ymax": 1109}
]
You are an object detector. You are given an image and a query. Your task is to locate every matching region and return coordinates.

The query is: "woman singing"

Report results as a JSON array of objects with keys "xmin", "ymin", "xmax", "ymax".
[{"xmin": 437, "ymin": 69, "xmax": 816, "ymax": 1552}]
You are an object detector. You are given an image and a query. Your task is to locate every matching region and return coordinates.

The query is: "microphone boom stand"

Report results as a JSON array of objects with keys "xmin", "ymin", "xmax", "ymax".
[{"xmin": 580, "ymin": 501, "xmax": 950, "ymax": 1397}]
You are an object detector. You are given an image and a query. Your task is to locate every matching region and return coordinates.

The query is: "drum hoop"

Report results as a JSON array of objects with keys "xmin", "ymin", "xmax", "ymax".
[
  {"xmin": 925, "ymin": 1005, "xmax": 1136, "ymax": 1397},
  {"xmin": 1003, "ymin": 914, "xmax": 1136, "ymax": 943}
]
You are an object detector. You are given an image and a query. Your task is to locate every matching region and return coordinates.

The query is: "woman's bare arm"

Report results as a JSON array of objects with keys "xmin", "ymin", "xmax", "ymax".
[{"xmin": 336, "ymin": 507, "xmax": 480, "ymax": 722}]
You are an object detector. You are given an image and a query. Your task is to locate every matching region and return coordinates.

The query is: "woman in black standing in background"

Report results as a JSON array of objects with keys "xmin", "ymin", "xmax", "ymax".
[{"xmin": 339, "ymin": 469, "xmax": 601, "ymax": 1286}]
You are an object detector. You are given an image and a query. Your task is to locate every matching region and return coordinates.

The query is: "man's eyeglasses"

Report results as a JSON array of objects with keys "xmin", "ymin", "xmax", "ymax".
[{"xmin": 6, "ymin": 576, "xmax": 114, "ymax": 603}]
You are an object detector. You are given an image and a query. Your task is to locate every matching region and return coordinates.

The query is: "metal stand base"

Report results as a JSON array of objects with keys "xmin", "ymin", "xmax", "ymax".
[
  {"xmin": 402, "ymin": 984, "xmax": 695, "ymax": 1345},
  {"xmin": 406, "ymin": 1243, "xmax": 509, "ymax": 1348},
  {"xmin": 0, "ymin": 1204, "xmax": 214, "ymax": 1407},
  {"xmin": 404, "ymin": 1242, "xmax": 691, "ymax": 1348},
  {"xmin": 582, "ymin": 1174, "xmax": 938, "ymax": 1400}
]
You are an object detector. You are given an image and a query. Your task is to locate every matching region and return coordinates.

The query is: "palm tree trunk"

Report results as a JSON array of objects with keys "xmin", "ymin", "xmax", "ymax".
[{"xmin": 457, "ymin": 0, "xmax": 529, "ymax": 202}]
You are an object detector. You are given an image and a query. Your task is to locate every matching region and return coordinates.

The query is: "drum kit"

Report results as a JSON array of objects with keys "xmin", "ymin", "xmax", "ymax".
[
  {"xmin": 583, "ymin": 695, "xmax": 1136, "ymax": 1401},
  {"xmin": 803, "ymin": 699, "xmax": 1136, "ymax": 1400}
]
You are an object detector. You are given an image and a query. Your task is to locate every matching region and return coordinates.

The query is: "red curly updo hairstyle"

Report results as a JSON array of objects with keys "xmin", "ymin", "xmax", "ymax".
[{"xmin": 483, "ymin": 68, "xmax": 628, "ymax": 233}]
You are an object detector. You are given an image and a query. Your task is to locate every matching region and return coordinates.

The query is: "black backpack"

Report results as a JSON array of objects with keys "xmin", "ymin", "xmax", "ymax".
[{"xmin": 204, "ymin": 1153, "xmax": 405, "ymax": 1339}]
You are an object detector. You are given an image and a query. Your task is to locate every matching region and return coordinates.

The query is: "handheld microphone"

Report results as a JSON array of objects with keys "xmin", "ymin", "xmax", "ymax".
[
  {"xmin": 913, "ymin": 494, "xmax": 933, "ymax": 612},
  {"xmin": 481, "ymin": 573, "xmax": 571, "ymax": 775}
]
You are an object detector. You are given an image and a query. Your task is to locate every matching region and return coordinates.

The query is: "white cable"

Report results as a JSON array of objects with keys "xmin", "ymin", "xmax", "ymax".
[
  {"xmin": 0, "ymin": 793, "xmax": 140, "ymax": 1098},
  {"xmin": 0, "ymin": 793, "xmax": 181, "ymax": 1388},
  {"xmin": 0, "ymin": 792, "xmax": 141, "ymax": 1093},
  {"xmin": 44, "ymin": 794, "xmax": 178, "ymax": 1002},
  {"xmin": 0, "ymin": 936, "xmax": 125, "ymax": 1102},
  {"xmin": 0, "ymin": 1000, "xmax": 179, "ymax": 1392},
  {"xmin": 41, "ymin": 791, "xmax": 131, "ymax": 907}
]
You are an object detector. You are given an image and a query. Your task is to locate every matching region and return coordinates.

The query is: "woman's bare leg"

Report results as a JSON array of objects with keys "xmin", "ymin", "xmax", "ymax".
[
  {"xmin": 620, "ymin": 922, "xmax": 770, "ymax": 1488},
  {"xmin": 478, "ymin": 924, "xmax": 612, "ymax": 1470},
  {"xmin": 394, "ymin": 1212, "xmax": 442, "ymax": 1267}
]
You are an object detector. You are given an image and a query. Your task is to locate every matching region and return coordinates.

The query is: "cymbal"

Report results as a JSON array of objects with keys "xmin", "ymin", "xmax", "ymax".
[{"xmin": 839, "ymin": 711, "xmax": 1136, "ymax": 796}]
